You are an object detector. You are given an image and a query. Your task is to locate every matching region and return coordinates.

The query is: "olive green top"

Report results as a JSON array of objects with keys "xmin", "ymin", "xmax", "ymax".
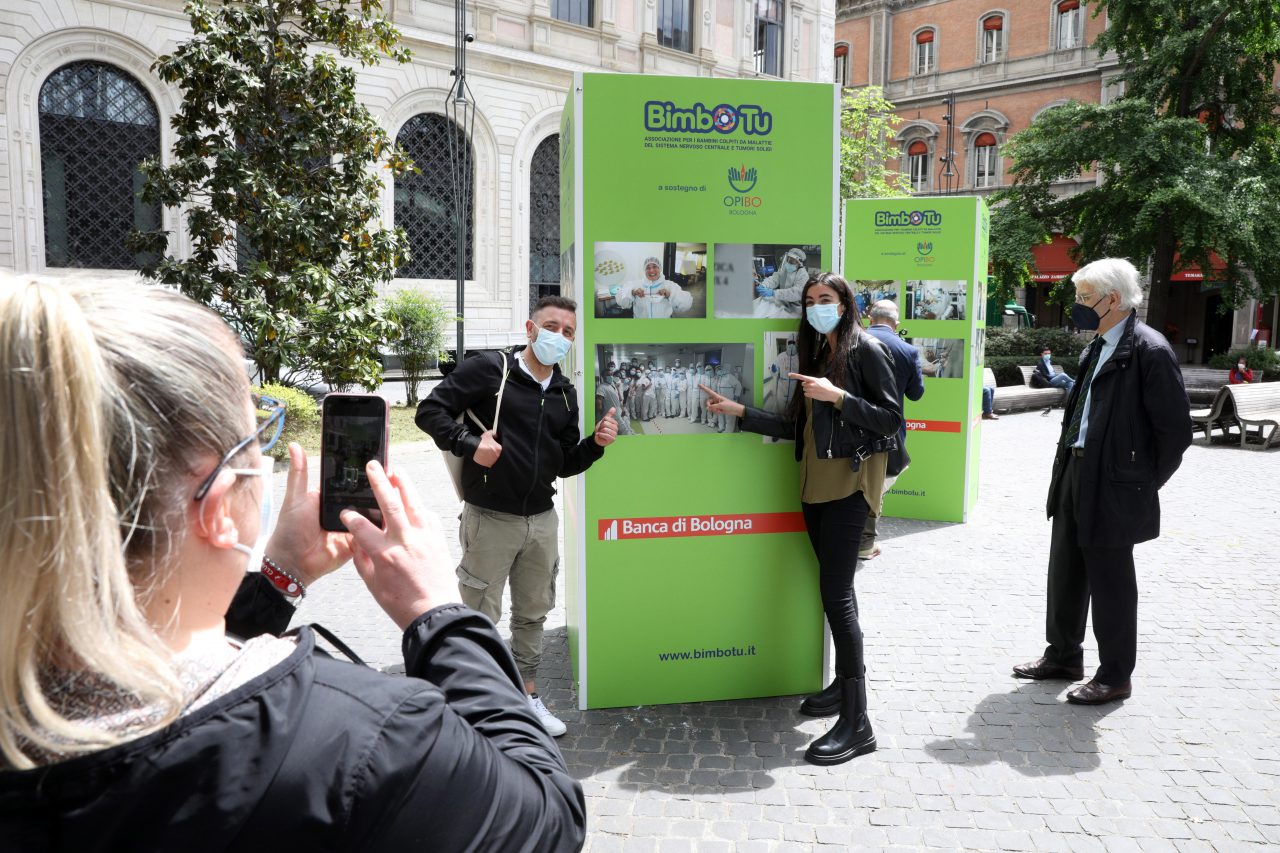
[{"xmin": 799, "ymin": 396, "xmax": 889, "ymax": 510}]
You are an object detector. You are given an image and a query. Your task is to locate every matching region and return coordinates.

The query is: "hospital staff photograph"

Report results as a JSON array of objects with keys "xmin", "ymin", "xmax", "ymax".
[
  {"xmin": 595, "ymin": 343, "xmax": 753, "ymax": 435},
  {"xmin": 762, "ymin": 331, "xmax": 800, "ymax": 441},
  {"xmin": 911, "ymin": 336, "xmax": 967, "ymax": 379},
  {"xmin": 592, "ymin": 241, "xmax": 706, "ymax": 319},
  {"xmin": 907, "ymin": 279, "xmax": 968, "ymax": 321},
  {"xmin": 712, "ymin": 243, "xmax": 823, "ymax": 318}
]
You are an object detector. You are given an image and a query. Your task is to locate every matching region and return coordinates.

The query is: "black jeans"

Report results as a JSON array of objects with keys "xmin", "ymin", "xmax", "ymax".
[
  {"xmin": 1045, "ymin": 455, "xmax": 1138, "ymax": 685},
  {"xmin": 802, "ymin": 491, "xmax": 871, "ymax": 677}
]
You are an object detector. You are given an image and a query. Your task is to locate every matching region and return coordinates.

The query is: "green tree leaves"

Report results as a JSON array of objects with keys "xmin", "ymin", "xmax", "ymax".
[
  {"xmin": 131, "ymin": 0, "xmax": 413, "ymax": 386},
  {"xmin": 839, "ymin": 87, "xmax": 912, "ymax": 200},
  {"xmin": 991, "ymin": 0, "xmax": 1280, "ymax": 331}
]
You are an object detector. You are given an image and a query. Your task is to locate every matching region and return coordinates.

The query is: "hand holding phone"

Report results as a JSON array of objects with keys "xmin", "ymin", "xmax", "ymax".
[{"xmin": 320, "ymin": 394, "xmax": 389, "ymax": 532}]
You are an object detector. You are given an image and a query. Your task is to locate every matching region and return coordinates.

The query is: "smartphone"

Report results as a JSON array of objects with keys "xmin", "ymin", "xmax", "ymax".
[{"xmin": 320, "ymin": 393, "xmax": 389, "ymax": 532}]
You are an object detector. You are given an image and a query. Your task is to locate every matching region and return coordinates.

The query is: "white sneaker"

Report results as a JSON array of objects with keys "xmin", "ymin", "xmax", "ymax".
[{"xmin": 528, "ymin": 693, "xmax": 567, "ymax": 737}]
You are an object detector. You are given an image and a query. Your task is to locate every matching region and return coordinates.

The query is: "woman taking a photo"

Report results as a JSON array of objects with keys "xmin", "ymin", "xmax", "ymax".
[
  {"xmin": 702, "ymin": 272, "xmax": 901, "ymax": 766},
  {"xmin": 0, "ymin": 276, "xmax": 584, "ymax": 850}
]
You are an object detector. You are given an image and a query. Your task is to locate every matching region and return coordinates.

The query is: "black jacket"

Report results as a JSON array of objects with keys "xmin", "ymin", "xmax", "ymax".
[
  {"xmin": 0, "ymin": 575, "xmax": 586, "ymax": 852},
  {"xmin": 417, "ymin": 348, "xmax": 604, "ymax": 516},
  {"xmin": 1047, "ymin": 312, "xmax": 1192, "ymax": 547},
  {"xmin": 741, "ymin": 332, "xmax": 902, "ymax": 470}
]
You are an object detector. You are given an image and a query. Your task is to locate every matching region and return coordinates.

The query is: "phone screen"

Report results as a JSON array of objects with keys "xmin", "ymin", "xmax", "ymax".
[{"xmin": 320, "ymin": 394, "xmax": 388, "ymax": 532}]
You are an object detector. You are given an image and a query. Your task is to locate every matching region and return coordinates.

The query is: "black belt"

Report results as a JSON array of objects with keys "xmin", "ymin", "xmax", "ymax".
[{"xmin": 1069, "ymin": 446, "xmax": 1086, "ymax": 458}]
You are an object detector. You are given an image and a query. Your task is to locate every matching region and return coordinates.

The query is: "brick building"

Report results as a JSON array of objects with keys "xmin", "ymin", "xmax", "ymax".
[{"xmin": 834, "ymin": 0, "xmax": 1275, "ymax": 361}]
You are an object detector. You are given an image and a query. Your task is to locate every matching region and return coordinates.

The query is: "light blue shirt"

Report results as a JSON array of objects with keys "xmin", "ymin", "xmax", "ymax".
[{"xmin": 1074, "ymin": 320, "xmax": 1127, "ymax": 448}]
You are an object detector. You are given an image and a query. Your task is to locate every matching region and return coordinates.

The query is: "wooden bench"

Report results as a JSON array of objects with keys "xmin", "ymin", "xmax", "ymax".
[
  {"xmin": 1189, "ymin": 386, "xmax": 1238, "ymax": 442},
  {"xmin": 1180, "ymin": 366, "xmax": 1232, "ymax": 406},
  {"xmin": 1225, "ymin": 381, "xmax": 1280, "ymax": 449},
  {"xmin": 986, "ymin": 366, "xmax": 1068, "ymax": 414}
]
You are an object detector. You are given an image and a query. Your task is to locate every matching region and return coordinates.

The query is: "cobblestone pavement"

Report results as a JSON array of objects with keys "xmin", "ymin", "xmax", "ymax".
[{"xmin": 285, "ymin": 397, "xmax": 1280, "ymax": 852}]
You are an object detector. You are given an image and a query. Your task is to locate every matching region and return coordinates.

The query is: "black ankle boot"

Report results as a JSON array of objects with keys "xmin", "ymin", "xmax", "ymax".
[
  {"xmin": 804, "ymin": 676, "xmax": 875, "ymax": 766},
  {"xmin": 799, "ymin": 677, "xmax": 841, "ymax": 717}
]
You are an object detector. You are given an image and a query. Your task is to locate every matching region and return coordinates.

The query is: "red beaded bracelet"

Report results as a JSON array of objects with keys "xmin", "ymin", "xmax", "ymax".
[{"xmin": 261, "ymin": 556, "xmax": 306, "ymax": 599}]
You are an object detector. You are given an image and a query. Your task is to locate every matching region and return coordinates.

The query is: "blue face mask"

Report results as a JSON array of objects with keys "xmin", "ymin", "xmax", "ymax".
[
  {"xmin": 530, "ymin": 326, "xmax": 572, "ymax": 365},
  {"xmin": 806, "ymin": 303, "xmax": 842, "ymax": 334}
]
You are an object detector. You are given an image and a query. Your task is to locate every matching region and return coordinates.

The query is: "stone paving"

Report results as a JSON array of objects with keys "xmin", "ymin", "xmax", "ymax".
[{"xmin": 283, "ymin": 392, "xmax": 1280, "ymax": 852}]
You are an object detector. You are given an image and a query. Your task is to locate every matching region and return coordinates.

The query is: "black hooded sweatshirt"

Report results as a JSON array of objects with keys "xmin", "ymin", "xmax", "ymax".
[{"xmin": 416, "ymin": 348, "xmax": 604, "ymax": 517}]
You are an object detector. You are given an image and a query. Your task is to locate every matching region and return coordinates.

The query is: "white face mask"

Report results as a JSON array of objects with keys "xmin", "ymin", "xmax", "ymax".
[{"xmin": 228, "ymin": 456, "xmax": 274, "ymax": 570}]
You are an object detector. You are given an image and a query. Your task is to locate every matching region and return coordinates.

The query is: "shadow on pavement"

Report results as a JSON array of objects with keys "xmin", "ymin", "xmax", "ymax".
[{"xmin": 924, "ymin": 682, "xmax": 1123, "ymax": 776}]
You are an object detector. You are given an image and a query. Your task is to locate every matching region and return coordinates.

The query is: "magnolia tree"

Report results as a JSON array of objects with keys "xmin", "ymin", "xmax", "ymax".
[{"xmin": 132, "ymin": 0, "xmax": 414, "ymax": 387}]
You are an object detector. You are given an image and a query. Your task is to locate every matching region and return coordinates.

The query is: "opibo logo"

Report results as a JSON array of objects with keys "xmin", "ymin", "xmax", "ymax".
[
  {"xmin": 727, "ymin": 165, "xmax": 758, "ymax": 193},
  {"xmin": 724, "ymin": 164, "xmax": 762, "ymax": 210}
]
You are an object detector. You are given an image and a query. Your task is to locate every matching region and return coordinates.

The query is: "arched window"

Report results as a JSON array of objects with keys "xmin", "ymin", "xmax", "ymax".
[
  {"xmin": 529, "ymin": 135, "xmax": 561, "ymax": 311},
  {"xmin": 981, "ymin": 15, "xmax": 1005, "ymax": 63},
  {"xmin": 834, "ymin": 42, "xmax": 850, "ymax": 87},
  {"xmin": 1055, "ymin": 0, "xmax": 1083, "ymax": 50},
  {"xmin": 907, "ymin": 140, "xmax": 930, "ymax": 192},
  {"xmin": 395, "ymin": 113, "xmax": 474, "ymax": 280},
  {"xmin": 973, "ymin": 132, "xmax": 999, "ymax": 188},
  {"xmin": 914, "ymin": 29, "xmax": 936, "ymax": 76},
  {"xmin": 39, "ymin": 61, "xmax": 160, "ymax": 269}
]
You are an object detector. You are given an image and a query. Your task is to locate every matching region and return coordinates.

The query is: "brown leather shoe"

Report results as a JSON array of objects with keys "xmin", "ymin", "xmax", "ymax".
[
  {"xmin": 1012, "ymin": 657, "xmax": 1084, "ymax": 681},
  {"xmin": 1066, "ymin": 679, "xmax": 1132, "ymax": 705}
]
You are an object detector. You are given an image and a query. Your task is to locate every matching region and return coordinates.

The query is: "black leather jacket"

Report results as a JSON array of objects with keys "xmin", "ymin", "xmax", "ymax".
[{"xmin": 741, "ymin": 332, "xmax": 903, "ymax": 470}]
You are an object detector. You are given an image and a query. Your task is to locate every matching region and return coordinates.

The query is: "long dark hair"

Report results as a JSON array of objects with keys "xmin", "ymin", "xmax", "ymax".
[{"xmin": 786, "ymin": 272, "xmax": 865, "ymax": 423}]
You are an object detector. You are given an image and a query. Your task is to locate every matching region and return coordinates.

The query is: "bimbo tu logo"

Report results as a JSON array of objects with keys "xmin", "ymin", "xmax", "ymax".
[
  {"xmin": 875, "ymin": 210, "xmax": 943, "ymax": 227},
  {"xmin": 727, "ymin": 165, "xmax": 758, "ymax": 193},
  {"xmin": 644, "ymin": 101, "xmax": 773, "ymax": 135}
]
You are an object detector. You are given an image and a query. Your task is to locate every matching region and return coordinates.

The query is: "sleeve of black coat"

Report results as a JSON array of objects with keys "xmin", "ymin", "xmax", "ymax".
[
  {"xmin": 905, "ymin": 349, "xmax": 925, "ymax": 402},
  {"xmin": 225, "ymin": 572, "xmax": 294, "ymax": 640},
  {"xmin": 841, "ymin": 340, "xmax": 903, "ymax": 437},
  {"xmin": 557, "ymin": 390, "xmax": 606, "ymax": 478},
  {"xmin": 416, "ymin": 354, "xmax": 499, "ymax": 461},
  {"xmin": 345, "ymin": 604, "xmax": 585, "ymax": 852},
  {"xmin": 740, "ymin": 404, "xmax": 791, "ymax": 439},
  {"xmin": 1140, "ymin": 342, "xmax": 1192, "ymax": 490}
]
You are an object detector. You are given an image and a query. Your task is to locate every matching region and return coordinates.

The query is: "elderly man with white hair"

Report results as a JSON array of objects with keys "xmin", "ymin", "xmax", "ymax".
[
  {"xmin": 615, "ymin": 256, "xmax": 693, "ymax": 319},
  {"xmin": 1013, "ymin": 258, "xmax": 1191, "ymax": 706}
]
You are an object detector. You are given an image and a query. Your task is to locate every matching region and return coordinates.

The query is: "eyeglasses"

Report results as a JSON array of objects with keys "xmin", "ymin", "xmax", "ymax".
[{"xmin": 193, "ymin": 395, "xmax": 287, "ymax": 501}]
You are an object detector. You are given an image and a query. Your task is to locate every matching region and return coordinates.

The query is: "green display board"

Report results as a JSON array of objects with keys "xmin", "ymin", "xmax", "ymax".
[
  {"xmin": 562, "ymin": 73, "xmax": 840, "ymax": 709},
  {"xmin": 843, "ymin": 196, "xmax": 989, "ymax": 523}
]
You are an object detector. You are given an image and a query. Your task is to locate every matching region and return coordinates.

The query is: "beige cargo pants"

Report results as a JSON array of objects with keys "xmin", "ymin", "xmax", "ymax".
[{"xmin": 456, "ymin": 503, "xmax": 559, "ymax": 684}]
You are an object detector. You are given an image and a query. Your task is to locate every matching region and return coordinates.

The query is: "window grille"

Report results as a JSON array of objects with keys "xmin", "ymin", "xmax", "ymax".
[
  {"xmin": 529, "ymin": 135, "xmax": 561, "ymax": 312},
  {"xmin": 395, "ymin": 114, "xmax": 474, "ymax": 280},
  {"xmin": 39, "ymin": 61, "xmax": 160, "ymax": 269}
]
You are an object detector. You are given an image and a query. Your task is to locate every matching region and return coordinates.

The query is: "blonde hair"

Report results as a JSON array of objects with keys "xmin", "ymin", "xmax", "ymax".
[{"xmin": 0, "ymin": 275, "xmax": 251, "ymax": 769}]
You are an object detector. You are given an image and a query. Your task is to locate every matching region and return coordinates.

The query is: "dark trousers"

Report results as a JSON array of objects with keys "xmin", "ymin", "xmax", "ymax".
[
  {"xmin": 802, "ymin": 491, "xmax": 870, "ymax": 677},
  {"xmin": 1044, "ymin": 455, "xmax": 1138, "ymax": 685}
]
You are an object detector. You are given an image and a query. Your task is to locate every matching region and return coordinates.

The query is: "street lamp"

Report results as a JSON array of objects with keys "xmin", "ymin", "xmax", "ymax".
[
  {"xmin": 447, "ymin": 6, "xmax": 476, "ymax": 360},
  {"xmin": 939, "ymin": 92, "xmax": 957, "ymax": 195}
]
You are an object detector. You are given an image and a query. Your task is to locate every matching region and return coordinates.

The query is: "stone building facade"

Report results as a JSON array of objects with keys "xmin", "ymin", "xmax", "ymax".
[{"xmin": 2, "ymin": 0, "xmax": 835, "ymax": 349}]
